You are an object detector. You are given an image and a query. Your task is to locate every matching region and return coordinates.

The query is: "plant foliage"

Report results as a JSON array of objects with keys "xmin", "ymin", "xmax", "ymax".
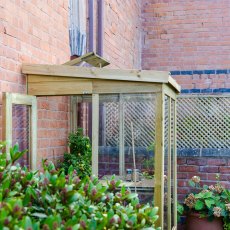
[
  {"xmin": 182, "ymin": 175, "xmax": 230, "ymax": 229},
  {"xmin": 0, "ymin": 142, "xmax": 160, "ymax": 229},
  {"xmin": 61, "ymin": 128, "xmax": 92, "ymax": 179}
]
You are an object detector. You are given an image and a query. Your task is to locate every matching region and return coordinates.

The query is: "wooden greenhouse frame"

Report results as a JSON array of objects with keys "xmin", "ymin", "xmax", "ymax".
[
  {"xmin": 2, "ymin": 92, "xmax": 37, "ymax": 170},
  {"xmin": 22, "ymin": 64, "xmax": 180, "ymax": 229}
]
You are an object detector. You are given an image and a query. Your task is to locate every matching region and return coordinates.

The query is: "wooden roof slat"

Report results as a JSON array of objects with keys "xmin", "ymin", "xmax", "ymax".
[
  {"xmin": 63, "ymin": 52, "xmax": 110, "ymax": 67},
  {"xmin": 22, "ymin": 64, "xmax": 181, "ymax": 93}
]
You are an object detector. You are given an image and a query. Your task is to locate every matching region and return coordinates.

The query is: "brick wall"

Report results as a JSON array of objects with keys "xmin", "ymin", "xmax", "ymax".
[
  {"xmin": 104, "ymin": 0, "xmax": 141, "ymax": 69},
  {"xmin": 0, "ymin": 0, "xmax": 70, "ymax": 168},
  {"xmin": 141, "ymin": 0, "xmax": 230, "ymax": 203},
  {"xmin": 142, "ymin": 0, "xmax": 230, "ymax": 72},
  {"xmin": 178, "ymin": 156, "xmax": 230, "ymax": 201},
  {"xmin": 0, "ymin": 0, "xmax": 142, "ymax": 168},
  {"xmin": 141, "ymin": 0, "xmax": 230, "ymax": 90},
  {"xmin": 172, "ymin": 71, "xmax": 230, "ymax": 93}
]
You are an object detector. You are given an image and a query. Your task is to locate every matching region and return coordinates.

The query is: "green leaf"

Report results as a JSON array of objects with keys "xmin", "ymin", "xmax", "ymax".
[
  {"xmin": 126, "ymin": 193, "xmax": 138, "ymax": 200},
  {"xmin": 12, "ymin": 150, "xmax": 27, "ymax": 163},
  {"xmin": 188, "ymin": 180, "xmax": 195, "ymax": 187},
  {"xmin": 121, "ymin": 186, "xmax": 126, "ymax": 195},
  {"xmin": 148, "ymin": 207, "xmax": 159, "ymax": 218},
  {"xmin": 31, "ymin": 213, "xmax": 47, "ymax": 218},
  {"xmin": 26, "ymin": 172, "xmax": 33, "ymax": 180},
  {"xmin": 205, "ymin": 199, "xmax": 215, "ymax": 208},
  {"xmin": 23, "ymin": 192, "xmax": 31, "ymax": 206},
  {"xmin": 195, "ymin": 200, "xmax": 204, "ymax": 210},
  {"xmin": 203, "ymin": 192, "xmax": 212, "ymax": 199},
  {"xmin": 68, "ymin": 165, "xmax": 74, "ymax": 175},
  {"xmin": 107, "ymin": 210, "xmax": 114, "ymax": 220},
  {"xmin": 45, "ymin": 194, "xmax": 53, "ymax": 203},
  {"xmin": 177, "ymin": 203, "xmax": 184, "ymax": 215},
  {"xmin": 89, "ymin": 219, "xmax": 97, "ymax": 230},
  {"xmin": 2, "ymin": 178, "xmax": 10, "ymax": 190},
  {"xmin": 23, "ymin": 216, "xmax": 33, "ymax": 229},
  {"xmin": 203, "ymin": 185, "xmax": 209, "ymax": 190}
]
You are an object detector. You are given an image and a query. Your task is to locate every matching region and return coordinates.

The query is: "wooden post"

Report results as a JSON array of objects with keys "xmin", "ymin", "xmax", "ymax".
[
  {"xmin": 173, "ymin": 99, "xmax": 177, "ymax": 227},
  {"xmin": 92, "ymin": 94, "xmax": 99, "ymax": 176},
  {"xmin": 70, "ymin": 96, "xmax": 78, "ymax": 132},
  {"xmin": 2, "ymin": 93, "xmax": 13, "ymax": 160},
  {"xmin": 119, "ymin": 94, "xmax": 125, "ymax": 176},
  {"xmin": 154, "ymin": 91, "xmax": 165, "ymax": 228},
  {"xmin": 167, "ymin": 97, "xmax": 172, "ymax": 230},
  {"xmin": 2, "ymin": 93, "xmax": 37, "ymax": 169},
  {"xmin": 30, "ymin": 97, "xmax": 37, "ymax": 170}
]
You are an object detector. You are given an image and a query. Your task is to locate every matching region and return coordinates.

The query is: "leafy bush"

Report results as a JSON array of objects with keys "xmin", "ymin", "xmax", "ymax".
[
  {"xmin": 182, "ymin": 175, "xmax": 230, "ymax": 229},
  {"xmin": 0, "ymin": 143, "xmax": 160, "ymax": 229},
  {"xmin": 61, "ymin": 128, "xmax": 92, "ymax": 178}
]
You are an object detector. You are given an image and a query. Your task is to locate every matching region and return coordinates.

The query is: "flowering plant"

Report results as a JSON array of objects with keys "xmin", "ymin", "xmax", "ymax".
[{"xmin": 183, "ymin": 175, "xmax": 230, "ymax": 229}]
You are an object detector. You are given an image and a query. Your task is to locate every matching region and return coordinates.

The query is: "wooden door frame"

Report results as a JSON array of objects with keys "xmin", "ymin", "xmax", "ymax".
[{"xmin": 2, "ymin": 93, "xmax": 37, "ymax": 170}]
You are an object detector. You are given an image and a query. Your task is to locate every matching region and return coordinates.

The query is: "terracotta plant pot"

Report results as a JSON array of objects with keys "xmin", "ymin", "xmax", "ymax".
[{"xmin": 185, "ymin": 213, "xmax": 223, "ymax": 230}]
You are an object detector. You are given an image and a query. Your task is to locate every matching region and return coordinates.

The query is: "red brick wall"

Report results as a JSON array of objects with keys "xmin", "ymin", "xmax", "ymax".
[
  {"xmin": 173, "ymin": 72, "xmax": 230, "ymax": 93},
  {"xmin": 141, "ymin": 0, "xmax": 230, "ymax": 71},
  {"xmin": 0, "ymin": 0, "xmax": 70, "ymax": 168},
  {"xmin": 104, "ymin": 0, "xmax": 141, "ymax": 69},
  {"xmin": 178, "ymin": 157, "xmax": 230, "ymax": 201},
  {"xmin": 141, "ymin": 0, "xmax": 230, "ymax": 203},
  {"xmin": 0, "ymin": 0, "xmax": 142, "ymax": 168}
]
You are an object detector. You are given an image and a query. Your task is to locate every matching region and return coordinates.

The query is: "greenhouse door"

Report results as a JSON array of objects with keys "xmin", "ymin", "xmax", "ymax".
[{"xmin": 2, "ymin": 93, "xmax": 37, "ymax": 170}]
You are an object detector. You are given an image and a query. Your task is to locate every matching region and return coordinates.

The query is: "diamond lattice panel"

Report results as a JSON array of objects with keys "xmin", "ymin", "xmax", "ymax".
[
  {"xmin": 123, "ymin": 97, "xmax": 155, "ymax": 147},
  {"xmin": 104, "ymin": 101, "xmax": 119, "ymax": 146},
  {"xmin": 177, "ymin": 96, "xmax": 230, "ymax": 149},
  {"xmin": 105, "ymin": 94, "xmax": 156, "ymax": 147}
]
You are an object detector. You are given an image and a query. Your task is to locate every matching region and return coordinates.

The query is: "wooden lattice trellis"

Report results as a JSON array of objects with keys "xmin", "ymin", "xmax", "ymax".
[
  {"xmin": 104, "ymin": 94, "xmax": 156, "ymax": 147},
  {"xmin": 104, "ymin": 94, "xmax": 230, "ymax": 149},
  {"xmin": 177, "ymin": 95, "xmax": 230, "ymax": 149}
]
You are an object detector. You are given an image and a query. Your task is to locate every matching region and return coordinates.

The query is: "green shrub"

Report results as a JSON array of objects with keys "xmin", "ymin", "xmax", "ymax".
[
  {"xmin": 61, "ymin": 128, "xmax": 92, "ymax": 178},
  {"xmin": 0, "ymin": 143, "xmax": 160, "ymax": 229},
  {"xmin": 182, "ymin": 175, "xmax": 230, "ymax": 229}
]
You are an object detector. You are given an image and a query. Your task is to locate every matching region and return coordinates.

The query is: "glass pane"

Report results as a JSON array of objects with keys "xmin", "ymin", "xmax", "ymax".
[
  {"xmin": 98, "ymin": 95, "xmax": 120, "ymax": 178},
  {"xmin": 76, "ymin": 96, "xmax": 92, "ymax": 140},
  {"xmin": 123, "ymin": 94, "xmax": 155, "ymax": 204},
  {"xmin": 98, "ymin": 93, "xmax": 156, "ymax": 204},
  {"xmin": 12, "ymin": 104, "xmax": 30, "ymax": 167}
]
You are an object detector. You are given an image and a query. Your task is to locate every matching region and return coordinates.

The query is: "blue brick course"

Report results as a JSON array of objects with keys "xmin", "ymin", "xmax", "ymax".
[{"xmin": 170, "ymin": 68, "xmax": 230, "ymax": 76}]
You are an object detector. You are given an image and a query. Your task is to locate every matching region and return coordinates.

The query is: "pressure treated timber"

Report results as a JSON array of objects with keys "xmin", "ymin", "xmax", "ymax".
[
  {"xmin": 173, "ymin": 99, "xmax": 177, "ymax": 227},
  {"xmin": 27, "ymin": 75, "xmax": 92, "ymax": 83},
  {"xmin": 2, "ymin": 93, "xmax": 12, "ymax": 160},
  {"xmin": 70, "ymin": 96, "xmax": 78, "ymax": 132},
  {"xmin": 22, "ymin": 62, "xmax": 180, "ymax": 229},
  {"xmin": 163, "ymin": 84, "xmax": 177, "ymax": 100},
  {"xmin": 28, "ymin": 80, "xmax": 93, "ymax": 96},
  {"xmin": 154, "ymin": 91, "xmax": 165, "ymax": 227},
  {"xmin": 22, "ymin": 64, "xmax": 180, "ymax": 93},
  {"xmin": 63, "ymin": 52, "xmax": 110, "ymax": 67},
  {"xmin": 2, "ymin": 93, "xmax": 37, "ymax": 170},
  {"xmin": 167, "ymin": 97, "xmax": 172, "ymax": 230},
  {"xmin": 119, "ymin": 94, "xmax": 125, "ymax": 177},
  {"xmin": 92, "ymin": 80, "xmax": 162, "ymax": 94},
  {"xmin": 27, "ymin": 75, "xmax": 163, "ymax": 96},
  {"xmin": 92, "ymin": 94, "xmax": 99, "ymax": 176},
  {"xmin": 30, "ymin": 96, "xmax": 37, "ymax": 171},
  {"xmin": 168, "ymin": 76, "xmax": 180, "ymax": 93}
]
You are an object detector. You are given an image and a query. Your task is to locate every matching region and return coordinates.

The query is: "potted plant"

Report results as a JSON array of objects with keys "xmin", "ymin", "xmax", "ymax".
[
  {"xmin": 142, "ymin": 156, "xmax": 154, "ymax": 177},
  {"xmin": 182, "ymin": 175, "xmax": 230, "ymax": 230}
]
